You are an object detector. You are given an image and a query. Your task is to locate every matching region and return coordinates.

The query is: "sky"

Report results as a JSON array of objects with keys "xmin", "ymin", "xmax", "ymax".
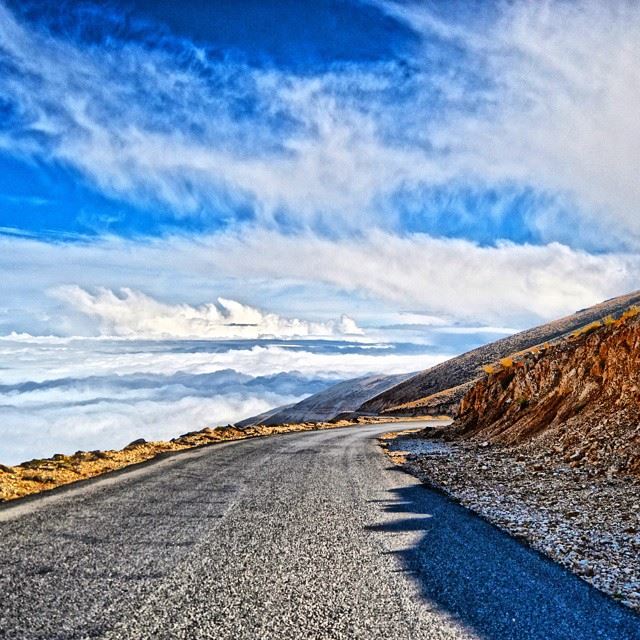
[{"xmin": 1, "ymin": 0, "xmax": 640, "ymax": 460}]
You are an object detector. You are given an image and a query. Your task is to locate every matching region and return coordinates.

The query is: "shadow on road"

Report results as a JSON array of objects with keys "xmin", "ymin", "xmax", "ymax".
[{"xmin": 367, "ymin": 473, "xmax": 640, "ymax": 640}]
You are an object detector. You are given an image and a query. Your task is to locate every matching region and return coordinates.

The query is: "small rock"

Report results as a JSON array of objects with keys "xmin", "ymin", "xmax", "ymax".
[
  {"xmin": 575, "ymin": 559, "xmax": 595, "ymax": 577},
  {"xmin": 125, "ymin": 438, "xmax": 147, "ymax": 449}
]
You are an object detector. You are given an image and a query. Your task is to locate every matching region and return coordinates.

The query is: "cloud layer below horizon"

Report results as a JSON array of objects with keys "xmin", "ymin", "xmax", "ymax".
[{"xmin": 0, "ymin": 335, "xmax": 445, "ymax": 463}]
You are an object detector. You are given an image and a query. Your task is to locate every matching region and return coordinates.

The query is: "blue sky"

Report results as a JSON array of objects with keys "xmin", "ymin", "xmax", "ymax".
[{"xmin": 2, "ymin": 0, "xmax": 640, "ymax": 339}]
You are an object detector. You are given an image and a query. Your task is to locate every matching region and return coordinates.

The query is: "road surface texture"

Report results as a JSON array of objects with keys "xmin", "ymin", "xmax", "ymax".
[{"xmin": 1, "ymin": 423, "xmax": 638, "ymax": 640}]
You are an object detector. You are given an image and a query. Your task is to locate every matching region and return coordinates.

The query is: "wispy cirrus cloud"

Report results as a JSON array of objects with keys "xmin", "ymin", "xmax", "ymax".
[
  {"xmin": 2, "ymin": 1, "xmax": 640, "ymax": 247},
  {"xmin": 375, "ymin": 0, "xmax": 640, "ymax": 246},
  {"xmin": 0, "ymin": 2, "xmax": 427, "ymax": 227}
]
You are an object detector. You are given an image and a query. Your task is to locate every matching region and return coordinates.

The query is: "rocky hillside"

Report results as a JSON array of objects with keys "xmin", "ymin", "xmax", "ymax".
[
  {"xmin": 446, "ymin": 308, "xmax": 640, "ymax": 477},
  {"xmin": 241, "ymin": 289, "xmax": 640, "ymax": 426},
  {"xmin": 358, "ymin": 290, "xmax": 640, "ymax": 417},
  {"xmin": 237, "ymin": 372, "xmax": 414, "ymax": 427}
]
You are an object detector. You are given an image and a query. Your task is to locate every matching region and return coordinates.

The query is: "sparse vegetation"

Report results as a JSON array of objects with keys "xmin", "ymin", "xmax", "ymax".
[
  {"xmin": 571, "ymin": 320, "xmax": 602, "ymax": 338},
  {"xmin": 618, "ymin": 305, "xmax": 640, "ymax": 323}
]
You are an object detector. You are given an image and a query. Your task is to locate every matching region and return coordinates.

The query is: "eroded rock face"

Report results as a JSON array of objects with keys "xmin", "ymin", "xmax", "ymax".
[{"xmin": 455, "ymin": 315, "xmax": 640, "ymax": 477}]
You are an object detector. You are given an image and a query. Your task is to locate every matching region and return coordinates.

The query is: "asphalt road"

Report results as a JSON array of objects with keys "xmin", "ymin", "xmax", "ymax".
[{"xmin": 1, "ymin": 423, "xmax": 638, "ymax": 640}]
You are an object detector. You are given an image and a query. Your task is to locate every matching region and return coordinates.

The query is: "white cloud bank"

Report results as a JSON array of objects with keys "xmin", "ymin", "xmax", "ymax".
[
  {"xmin": 51, "ymin": 285, "xmax": 363, "ymax": 339},
  {"xmin": 213, "ymin": 230, "xmax": 640, "ymax": 324},
  {"xmin": 376, "ymin": 0, "xmax": 640, "ymax": 245},
  {"xmin": 0, "ymin": 335, "xmax": 444, "ymax": 463},
  {"xmin": 2, "ymin": 231, "xmax": 639, "ymax": 333}
]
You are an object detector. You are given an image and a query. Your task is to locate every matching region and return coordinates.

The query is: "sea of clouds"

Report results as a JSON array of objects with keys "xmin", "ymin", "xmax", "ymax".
[{"xmin": 0, "ymin": 335, "xmax": 446, "ymax": 464}]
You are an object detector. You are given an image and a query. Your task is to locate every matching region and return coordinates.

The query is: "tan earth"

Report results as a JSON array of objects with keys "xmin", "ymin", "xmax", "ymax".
[{"xmin": 435, "ymin": 307, "xmax": 640, "ymax": 478}]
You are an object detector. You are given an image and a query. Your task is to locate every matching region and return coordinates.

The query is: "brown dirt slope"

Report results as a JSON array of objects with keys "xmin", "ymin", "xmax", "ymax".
[
  {"xmin": 358, "ymin": 289, "xmax": 640, "ymax": 417},
  {"xmin": 447, "ymin": 308, "xmax": 640, "ymax": 477}
]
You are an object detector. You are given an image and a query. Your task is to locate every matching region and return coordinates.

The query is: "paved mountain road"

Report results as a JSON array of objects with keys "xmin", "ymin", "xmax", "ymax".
[{"xmin": 1, "ymin": 423, "xmax": 638, "ymax": 640}]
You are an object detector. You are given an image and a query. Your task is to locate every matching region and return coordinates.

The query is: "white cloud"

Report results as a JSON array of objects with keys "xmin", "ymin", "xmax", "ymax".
[
  {"xmin": 0, "ymin": 393, "xmax": 296, "ymax": 465},
  {"xmin": 0, "ymin": 337, "xmax": 437, "ymax": 387},
  {"xmin": 2, "ymin": 1, "xmax": 640, "ymax": 245},
  {"xmin": 0, "ymin": 3, "xmax": 429, "ymax": 226},
  {"xmin": 376, "ymin": 0, "xmax": 640, "ymax": 244},
  {"xmin": 2, "ymin": 231, "xmax": 638, "ymax": 332},
  {"xmin": 204, "ymin": 229, "xmax": 640, "ymax": 325},
  {"xmin": 50, "ymin": 285, "xmax": 363, "ymax": 339},
  {"xmin": 0, "ymin": 335, "xmax": 443, "ymax": 463},
  {"xmin": 432, "ymin": 326, "xmax": 517, "ymax": 336},
  {"xmin": 389, "ymin": 313, "xmax": 450, "ymax": 327}
]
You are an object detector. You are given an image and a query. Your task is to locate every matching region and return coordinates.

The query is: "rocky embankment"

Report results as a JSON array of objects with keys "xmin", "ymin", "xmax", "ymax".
[
  {"xmin": 446, "ymin": 307, "xmax": 640, "ymax": 477},
  {"xmin": 384, "ymin": 306, "xmax": 640, "ymax": 612}
]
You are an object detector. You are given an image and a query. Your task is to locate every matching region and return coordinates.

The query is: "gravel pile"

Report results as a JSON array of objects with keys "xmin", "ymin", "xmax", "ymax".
[{"xmin": 385, "ymin": 436, "xmax": 640, "ymax": 612}]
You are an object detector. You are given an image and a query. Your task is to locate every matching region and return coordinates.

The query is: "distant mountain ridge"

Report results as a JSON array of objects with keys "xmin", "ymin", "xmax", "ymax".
[
  {"xmin": 240, "ymin": 290, "xmax": 640, "ymax": 426},
  {"xmin": 238, "ymin": 372, "xmax": 414, "ymax": 427},
  {"xmin": 359, "ymin": 290, "xmax": 640, "ymax": 417}
]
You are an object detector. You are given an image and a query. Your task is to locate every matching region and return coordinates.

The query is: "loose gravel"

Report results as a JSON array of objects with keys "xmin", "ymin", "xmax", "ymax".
[{"xmin": 386, "ymin": 435, "xmax": 640, "ymax": 613}]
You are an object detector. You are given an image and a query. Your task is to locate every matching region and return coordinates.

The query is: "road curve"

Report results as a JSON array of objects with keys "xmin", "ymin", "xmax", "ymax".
[{"xmin": 0, "ymin": 423, "xmax": 638, "ymax": 640}]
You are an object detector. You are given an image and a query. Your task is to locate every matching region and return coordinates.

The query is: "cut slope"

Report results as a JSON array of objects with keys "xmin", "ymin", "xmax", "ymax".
[
  {"xmin": 448, "ymin": 309, "xmax": 640, "ymax": 476},
  {"xmin": 358, "ymin": 290, "xmax": 640, "ymax": 417}
]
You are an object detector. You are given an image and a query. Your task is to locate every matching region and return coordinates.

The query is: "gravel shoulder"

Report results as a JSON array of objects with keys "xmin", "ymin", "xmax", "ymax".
[{"xmin": 383, "ymin": 433, "xmax": 640, "ymax": 613}]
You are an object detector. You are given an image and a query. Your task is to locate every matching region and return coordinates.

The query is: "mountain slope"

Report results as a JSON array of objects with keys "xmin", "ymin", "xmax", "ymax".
[
  {"xmin": 238, "ymin": 372, "xmax": 414, "ymax": 426},
  {"xmin": 358, "ymin": 290, "xmax": 640, "ymax": 417}
]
